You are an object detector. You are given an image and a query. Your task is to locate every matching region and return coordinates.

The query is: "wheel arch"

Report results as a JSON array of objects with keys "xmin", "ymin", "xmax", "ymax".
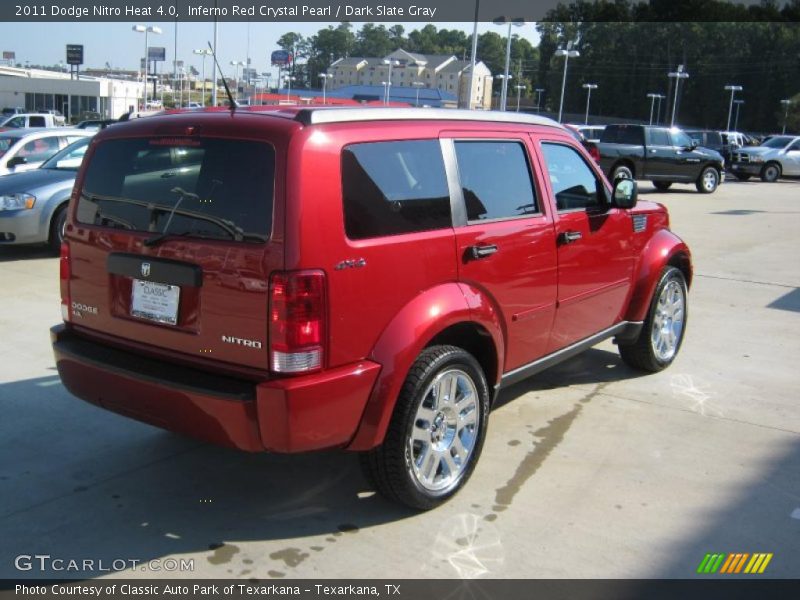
[
  {"xmin": 624, "ymin": 229, "xmax": 692, "ymax": 323},
  {"xmin": 346, "ymin": 283, "xmax": 504, "ymax": 451}
]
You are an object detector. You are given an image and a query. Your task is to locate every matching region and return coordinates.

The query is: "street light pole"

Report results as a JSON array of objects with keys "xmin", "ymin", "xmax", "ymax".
[
  {"xmin": 555, "ymin": 44, "xmax": 579, "ymax": 123},
  {"xmin": 230, "ymin": 61, "xmax": 244, "ymax": 102},
  {"xmin": 382, "ymin": 59, "xmax": 399, "ymax": 105},
  {"xmin": 668, "ymin": 64, "xmax": 689, "ymax": 127},
  {"xmin": 733, "ymin": 99, "xmax": 744, "ymax": 131},
  {"xmin": 193, "ymin": 49, "xmax": 211, "ymax": 106},
  {"xmin": 724, "ymin": 84, "xmax": 742, "ymax": 131},
  {"xmin": 132, "ymin": 25, "xmax": 162, "ymax": 109},
  {"xmin": 285, "ymin": 75, "xmax": 295, "ymax": 103},
  {"xmin": 582, "ymin": 83, "xmax": 597, "ymax": 125},
  {"xmin": 412, "ymin": 81, "xmax": 425, "ymax": 107},
  {"xmin": 494, "ymin": 74, "xmax": 512, "ymax": 109},
  {"xmin": 781, "ymin": 99, "xmax": 791, "ymax": 134},
  {"xmin": 535, "ymin": 88, "xmax": 544, "ymax": 113},
  {"xmin": 515, "ymin": 84, "xmax": 525, "ymax": 112},
  {"xmin": 319, "ymin": 73, "xmax": 332, "ymax": 104},
  {"xmin": 493, "ymin": 17, "xmax": 524, "ymax": 112},
  {"xmin": 647, "ymin": 92, "xmax": 660, "ymax": 125}
]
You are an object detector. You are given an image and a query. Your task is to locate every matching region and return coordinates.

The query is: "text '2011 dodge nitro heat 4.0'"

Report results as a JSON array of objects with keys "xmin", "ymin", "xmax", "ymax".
[{"xmin": 52, "ymin": 107, "xmax": 692, "ymax": 509}]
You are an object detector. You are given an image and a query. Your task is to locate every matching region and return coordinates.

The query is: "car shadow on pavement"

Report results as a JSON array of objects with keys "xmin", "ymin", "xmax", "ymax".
[
  {"xmin": 0, "ymin": 374, "xmax": 414, "ymax": 579},
  {"xmin": 0, "ymin": 246, "xmax": 55, "ymax": 262}
]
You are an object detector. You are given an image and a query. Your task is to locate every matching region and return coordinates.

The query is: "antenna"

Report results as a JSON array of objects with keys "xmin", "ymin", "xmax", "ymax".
[{"xmin": 207, "ymin": 41, "xmax": 236, "ymax": 111}]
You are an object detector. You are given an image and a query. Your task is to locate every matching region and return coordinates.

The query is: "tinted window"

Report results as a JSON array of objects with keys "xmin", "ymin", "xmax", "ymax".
[
  {"xmin": 541, "ymin": 143, "xmax": 603, "ymax": 211},
  {"xmin": 762, "ymin": 136, "xmax": 793, "ymax": 149},
  {"xmin": 43, "ymin": 137, "xmax": 90, "ymax": 171},
  {"xmin": 670, "ymin": 130, "xmax": 694, "ymax": 148},
  {"xmin": 454, "ymin": 141, "xmax": 537, "ymax": 221},
  {"xmin": 342, "ymin": 140, "xmax": 450, "ymax": 240},
  {"xmin": 788, "ymin": 140, "xmax": 800, "ymax": 152},
  {"xmin": 0, "ymin": 137, "xmax": 21, "ymax": 158},
  {"xmin": 18, "ymin": 136, "xmax": 60, "ymax": 162},
  {"xmin": 4, "ymin": 117, "xmax": 25, "ymax": 128},
  {"xmin": 28, "ymin": 116, "xmax": 46, "ymax": 127},
  {"xmin": 601, "ymin": 125, "xmax": 644, "ymax": 145},
  {"xmin": 650, "ymin": 129, "xmax": 671, "ymax": 146},
  {"xmin": 77, "ymin": 138, "xmax": 274, "ymax": 242}
]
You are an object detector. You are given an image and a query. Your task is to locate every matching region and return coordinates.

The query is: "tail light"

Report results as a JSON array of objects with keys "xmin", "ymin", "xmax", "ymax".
[
  {"xmin": 269, "ymin": 270, "xmax": 327, "ymax": 374},
  {"xmin": 59, "ymin": 241, "xmax": 71, "ymax": 322},
  {"xmin": 588, "ymin": 144, "xmax": 601, "ymax": 163}
]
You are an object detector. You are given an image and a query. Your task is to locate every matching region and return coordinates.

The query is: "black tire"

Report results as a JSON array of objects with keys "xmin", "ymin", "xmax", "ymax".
[
  {"xmin": 612, "ymin": 164, "xmax": 634, "ymax": 181},
  {"xmin": 760, "ymin": 162, "xmax": 781, "ymax": 183},
  {"xmin": 696, "ymin": 166, "xmax": 720, "ymax": 194},
  {"xmin": 360, "ymin": 345, "xmax": 490, "ymax": 510},
  {"xmin": 734, "ymin": 173, "xmax": 751, "ymax": 182},
  {"xmin": 619, "ymin": 266, "xmax": 688, "ymax": 373},
  {"xmin": 652, "ymin": 181, "xmax": 672, "ymax": 191},
  {"xmin": 48, "ymin": 204, "xmax": 68, "ymax": 254}
]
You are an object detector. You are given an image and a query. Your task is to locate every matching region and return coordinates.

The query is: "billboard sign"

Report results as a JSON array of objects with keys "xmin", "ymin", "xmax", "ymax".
[
  {"xmin": 270, "ymin": 50, "xmax": 292, "ymax": 66},
  {"xmin": 148, "ymin": 47, "xmax": 166, "ymax": 62},
  {"xmin": 66, "ymin": 44, "xmax": 83, "ymax": 66},
  {"xmin": 2, "ymin": 51, "xmax": 14, "ymax": 60}
]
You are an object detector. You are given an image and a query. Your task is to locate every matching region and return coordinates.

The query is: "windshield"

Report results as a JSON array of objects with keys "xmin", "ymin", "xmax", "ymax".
[
  {"xmin": 762, "ymin": 136, "xmax": 794, "ymax": 149},
  {"xmin": 76, "ymin": 137, "xmax": 274, "ymax": 242},
  {"xmin": 42, "ymin": 137, "xmax": 90, "ymax": 171},
  {"xmin": 0, "ymin": 137, "xmax": 21, "ymax": 159}
]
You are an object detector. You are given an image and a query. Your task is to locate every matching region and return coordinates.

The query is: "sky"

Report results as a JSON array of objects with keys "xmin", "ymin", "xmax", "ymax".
[{"xmin": 1, "ymin": 21, "xmax": 541, "ymax": 76}]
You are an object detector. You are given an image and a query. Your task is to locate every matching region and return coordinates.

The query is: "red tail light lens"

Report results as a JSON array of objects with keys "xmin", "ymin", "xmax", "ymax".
[
  {"xmin": 59, "ymin": 241, "xmax": 71, "ymax": 322},
  {"xmin": 589, "ymin": 145, "xmax": 601, "ymax": 163},
  {"xmin": 269, "ymin": 270, "xmax": 327, "ymax": 374}
]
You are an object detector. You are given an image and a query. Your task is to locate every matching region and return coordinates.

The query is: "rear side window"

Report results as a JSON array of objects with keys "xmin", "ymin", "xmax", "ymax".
[
  {"xmin": 29, "ymin": 116, "xmax": 46, "ymax": 127},
  {"xmin": 601, "ymin": 126, "xmax": 644, "ymax": 145},
  {"xmin": 342, "ymin": 140, "xmax": 450, "ymax": 240},
  {"xmin": 77, "ymin": 138, "xmax": 274, "ymax": 242},
  {"xmin": 454, "ymin": 141, "xmax": 537, "ymax": 220}
]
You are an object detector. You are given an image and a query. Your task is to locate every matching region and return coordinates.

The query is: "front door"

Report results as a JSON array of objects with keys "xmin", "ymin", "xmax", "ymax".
[{"xmin": 535, "ymin": 139, "xmax": 635, "ymax": 351}]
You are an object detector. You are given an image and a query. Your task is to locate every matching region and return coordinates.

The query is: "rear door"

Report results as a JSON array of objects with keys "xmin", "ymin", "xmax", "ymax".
[
  {"xmin": 445, "ymin": 131, "xmax": 558, "ymax": 371},
  {"xmin": 534, "ymin": 138, "xmax": 634, "ymax": 351},
  {"xmin": 783, "ymin": 139, "xmax": 800, "ymax": 175},
  {"xmin": 67, "ymin": 134, "xmax": 282, "ymax": 371}
]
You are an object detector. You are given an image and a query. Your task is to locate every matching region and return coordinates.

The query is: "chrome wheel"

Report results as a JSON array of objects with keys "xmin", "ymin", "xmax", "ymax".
[
  {"xmin": 651, "ymin": 279, "xmax": 685, "ymax": 362},
  {"xmin": 702, "ymin": 169, "xmax": 717, "ymax": 192},
  {"xmin": 408, "ymin": 368, "xmax": 479, "ymax": 492}
]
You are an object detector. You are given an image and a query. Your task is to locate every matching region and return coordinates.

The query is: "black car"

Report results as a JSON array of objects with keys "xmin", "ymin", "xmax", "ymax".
[{"xmin": 685, "ymin": 130, "xmax": 734, "ymax": 165}]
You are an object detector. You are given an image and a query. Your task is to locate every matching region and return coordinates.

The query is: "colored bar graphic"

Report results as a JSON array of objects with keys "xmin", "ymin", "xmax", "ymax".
[
  {"xmin": 744, "ymin": 554, "xmax": 760, "ymax": 574},
  {"xmin": 697, "ymin": 554, "xmax": 713, "ymax": 574},
  {"xmin": 758, "ymin": 553, "xmax": 773, "ymax": 574},
  {"xmin": 734, "ymin": 553, "xmax": 749, "ymax": 573},
  {"xmin": 719, "ymin": 554, "xmax": 735, "ymax": 574},
  {"xmin": 702, "ymin": 552, "xmax": 774, "ymax": 575}
]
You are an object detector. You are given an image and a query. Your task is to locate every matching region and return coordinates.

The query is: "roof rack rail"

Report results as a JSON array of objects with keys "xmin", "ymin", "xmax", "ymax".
[{"xmin": 291, "ymin": 107, "xmax": 562, "ymax": 128}]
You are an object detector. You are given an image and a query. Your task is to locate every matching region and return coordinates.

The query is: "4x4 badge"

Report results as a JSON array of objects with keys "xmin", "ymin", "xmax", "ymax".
[
  {"xmin": 334, "ymin": 258, "xmax": 367, "ymax": 271},
  {"xmin": 141, "ymin": 262, "xmax": 151, "ymax": 277}
]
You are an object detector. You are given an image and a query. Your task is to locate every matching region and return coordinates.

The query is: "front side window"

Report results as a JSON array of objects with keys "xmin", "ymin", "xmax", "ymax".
[
  {"xmin": 670, "ymin": 130, "xmax": 694, "ymax": 148},
  {"xmin": 17, "ymin": 136, "xmax": 60, "ymax": 162},
  {"xmin": 77, "ymin": 137, "xmax": 274, "ymax": 242},
  {"xmin": 342, "ymin": 140, "xmax": 450, "ymax": 240},
  {"xmin": 541, "ymin": 143, "xmax": 604, "ymax": 211},
  {"xmin": 454, "ymin": 141, "xmax": 537, "ymax": 221},
  {"xmin": 650, "ymin": 129, "xmax": 671, "ymax": 146}
]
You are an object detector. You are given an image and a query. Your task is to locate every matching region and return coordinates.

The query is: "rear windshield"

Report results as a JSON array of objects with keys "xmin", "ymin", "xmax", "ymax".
[
  {"xmin": 600, "ymin": 126, "xmax": 644, "ymax": 145},
  {"xmin": 77, "ymin": 137, "xmax": 274, "ymax": 242}
]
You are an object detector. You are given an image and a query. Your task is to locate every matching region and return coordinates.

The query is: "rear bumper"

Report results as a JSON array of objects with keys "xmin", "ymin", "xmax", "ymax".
[{"xmin": 51, "ymin": 325, "xmax": 381, "ymax": 453}]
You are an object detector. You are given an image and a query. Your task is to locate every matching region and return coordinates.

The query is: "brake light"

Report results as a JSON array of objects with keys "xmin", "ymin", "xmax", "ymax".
[
  {"xmin": 59, "ymin": 241, "xmax": 71, "ymax": 322},
  {"xmin": 589, "ymin": 144, "xmax": 601, "ymax": 163},
  {"xmin": 269, "ymin": 270, "xmax": 327, "ymax": 374}
]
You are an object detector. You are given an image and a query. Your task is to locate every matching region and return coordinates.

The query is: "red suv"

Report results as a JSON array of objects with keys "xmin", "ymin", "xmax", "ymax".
[{"xmin": 52, "ymin": 107, "xmax": 691, "ymax": 509}]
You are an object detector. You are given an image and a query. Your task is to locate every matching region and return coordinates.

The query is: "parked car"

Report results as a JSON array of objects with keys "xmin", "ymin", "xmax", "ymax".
[
  {"xmin": 0, "ymin": 136, "xmax": 92, "ymax": 251},
  {"xmin": 1, "ymin": 107, "xmax": 25, "ymax": 117},
  {"xmin": 0, "ymin": 113, "xmax": 64, "ymax": 130},
  {"xmin": 73, "ymin": 119, "xmax": 117, "ymax": 130},
  {"xmin": 685, "ymin": 130, "xmax": 734, "ymax": 165},
  {"xmin": 37, "ymin": 109, "xmax": 66, "ymax": 126},
  {"xmin": 577, "ymin": 124, "xmax": 605, "ymax": 143},
  {"xmin": 0, "ymin": 129, "xmax": 93, "ymax": 176},
  {"xmin": 52, "ymin": 107, "xmax": 692, "ymax": 510},
  {"xmin": 597, "ymin": 124, "xmax": 725, "ymax": 193},
  {"xmin": 729, "ymin": 135, "xmax": 800, "ymax": 182},
  {"xmin": 564, "ymin": 123, "xmax": 601, "ymax": 162}
]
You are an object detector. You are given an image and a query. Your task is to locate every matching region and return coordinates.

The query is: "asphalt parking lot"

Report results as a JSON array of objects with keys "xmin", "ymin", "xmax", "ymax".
[{"xmin": 0, "ymin": 178, "xmax": 798, "ymax": 580}]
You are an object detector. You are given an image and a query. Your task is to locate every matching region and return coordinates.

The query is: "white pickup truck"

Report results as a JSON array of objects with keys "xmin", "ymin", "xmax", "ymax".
[{"xmin": 0, "ymin": 112, "xmax": 65, "ymax": 129}]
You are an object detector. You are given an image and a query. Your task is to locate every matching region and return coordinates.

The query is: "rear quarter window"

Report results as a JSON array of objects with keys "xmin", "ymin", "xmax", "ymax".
[
  {"xmin": 341, "ymin": 140, "xmax": 451, "ymax": 240},
  {"xmin": 601, "ymin": 126, "xmax": 644, "ymax": 145}
]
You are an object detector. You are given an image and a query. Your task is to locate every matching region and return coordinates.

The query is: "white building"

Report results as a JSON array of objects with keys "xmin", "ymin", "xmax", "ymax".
[
  {"xmin": 0, "ymin": 66, "xmax": 143, "ymax": 121},
  {"xmin": 329, "ymin": 49, "xmax": 493, "ymax": 110}
]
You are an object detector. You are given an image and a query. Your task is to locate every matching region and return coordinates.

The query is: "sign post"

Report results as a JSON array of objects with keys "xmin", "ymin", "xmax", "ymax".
[{"xmin": 66, "ymin": 44, "xmax": 83, "ymax": 80}]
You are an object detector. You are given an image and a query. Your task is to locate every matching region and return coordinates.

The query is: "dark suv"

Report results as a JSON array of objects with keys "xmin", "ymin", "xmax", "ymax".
[{"xmin": 52, "ymin": 107, "xmax": 692, "ymax": 509}]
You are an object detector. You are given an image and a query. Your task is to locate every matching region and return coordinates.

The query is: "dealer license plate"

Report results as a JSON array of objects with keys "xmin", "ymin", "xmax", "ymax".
[{"xmin": 131, "ymin": 279, "xmax": 180, "ymax": 325}]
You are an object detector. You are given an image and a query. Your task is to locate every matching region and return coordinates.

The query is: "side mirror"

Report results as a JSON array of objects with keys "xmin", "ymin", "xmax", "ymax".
[
  {"xmin": 6, "ymin": 156, "xmax": 27, "ymax": 168},
  {"xmin": 613, "ymin": 178, "xmax": 637, "ymax": 209}
]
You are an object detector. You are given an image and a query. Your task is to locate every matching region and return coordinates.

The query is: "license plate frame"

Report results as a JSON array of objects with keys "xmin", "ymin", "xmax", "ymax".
[{"xmin": 131, "ymin": 279, "xmax": 180, "ymax": 326}]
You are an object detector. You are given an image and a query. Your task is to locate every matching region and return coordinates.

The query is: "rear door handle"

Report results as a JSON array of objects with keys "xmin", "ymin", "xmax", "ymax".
[
  {"xmin": 559, "ymin": 231, "xmax": 583, "ymax": 245},
  {"xmin": 469, "ymin": 244, "xmax": 498, "ymax": 259}
]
